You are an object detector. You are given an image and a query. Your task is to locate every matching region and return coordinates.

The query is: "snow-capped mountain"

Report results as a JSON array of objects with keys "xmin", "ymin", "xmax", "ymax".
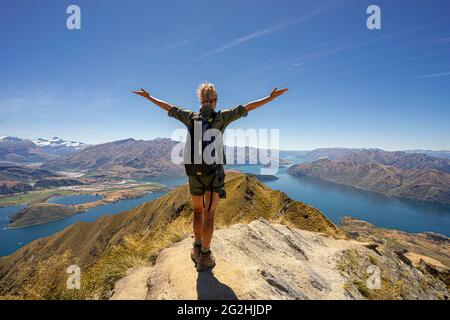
[
  {"xmin": 0, "ymin": 136, "xmax": 25, "ymax": 143},
  {"xmin": 33, "ymin": 137, "xmax": 88, "ymax": 156},
  {"xmin": 0, "ymin": 136, "xmax": 58, "ymax": 163}
]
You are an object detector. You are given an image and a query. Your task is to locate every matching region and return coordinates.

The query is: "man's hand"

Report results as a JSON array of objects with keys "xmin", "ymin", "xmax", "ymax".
[
  {"xmin": 132, "ymin": 88, "xmax": 151, "ymax": 99},
  {"xmin": 270, "ymin": 88, "xmax": 289, "ymax": 99}
]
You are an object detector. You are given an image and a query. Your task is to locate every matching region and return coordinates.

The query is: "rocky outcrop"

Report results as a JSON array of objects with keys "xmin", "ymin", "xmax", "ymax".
[
  {"xmin": 340, "ymin": 216, "xmax": 450, "ymax": 289},
  {"xmin": 112, "ymin": 219, "xmax": 449, "ymax": 300}
]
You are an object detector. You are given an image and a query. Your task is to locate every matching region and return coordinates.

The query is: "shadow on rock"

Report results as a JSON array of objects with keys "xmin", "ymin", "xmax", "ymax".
[{"xmin": 196, "ymin": 270, "xmax": 238, "ymax": 300}]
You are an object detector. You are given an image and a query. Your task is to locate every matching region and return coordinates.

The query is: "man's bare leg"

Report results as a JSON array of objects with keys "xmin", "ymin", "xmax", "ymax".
[
  {"xmin": 196, "ymin": 191, "xmax": 220, "ymax": 271},
  {"xmin": 190, "ymin": 195, "xmax": 204, "ymax": 264},
  {"xmin": 201, "ymin": 191, "xmax": 220, "ymax": 251},
  {"xmin": 191, "ymin": 195, "xmax": 204, "ymax": 243}
]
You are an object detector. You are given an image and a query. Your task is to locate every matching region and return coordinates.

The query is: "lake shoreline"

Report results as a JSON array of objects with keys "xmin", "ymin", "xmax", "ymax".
[
  {"xmin": 287, "ymin": 172, "xmax": 450, "ymax": 206},
  {"xmin": 6, "ymin": 184, "xmax": 167, "ymax": 228}
]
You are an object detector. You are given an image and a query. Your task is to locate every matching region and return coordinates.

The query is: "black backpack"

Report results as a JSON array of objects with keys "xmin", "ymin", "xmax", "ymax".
[{"xmin": 184, "ymin": 112, "xmax": 224, "ymax": 177}]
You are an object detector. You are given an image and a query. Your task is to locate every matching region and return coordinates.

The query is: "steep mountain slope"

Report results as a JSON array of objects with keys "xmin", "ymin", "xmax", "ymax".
[
  {"xmin": 0, "ymin": 172, "xmax": 341, "ymax": 297},
  {"xmin": 288, "ymin": 150, "xmax": 450, "ymax": 204},
  {"xmin": 112, "ymin": 219, "xmax": 448, "ymax": 300},
  {"xmin": 300, "ymin": 148, "xmax": 450, "ymax": 169},
  {"xmin": 0, "ymin": 137, "xmax": 57, "ymax": 163},
  {"xmin": 41, "ymin": 138, "xmax": 184, "ymax": 178},
  {"xmin": 33, "ymin": 137, "xmax": 88, "ymax": 156},
  {"xmin": 338, "ymin": 150, "xmax": 450, "ymax": 173}
]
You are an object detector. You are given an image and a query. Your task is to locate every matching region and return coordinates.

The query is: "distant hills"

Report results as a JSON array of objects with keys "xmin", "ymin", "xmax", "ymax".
[
  {"xmin": 41, "ymin": 138, "xmax": 185, "ymax": 178},
  {"xmin": 290, "ymin": 147, "xmax": 450, "ymax": 162},
  {"xmin": 288, "ymin": 149, "xmax": 450, "ymax": 204},
  {"xmin": 0, "ymin": 164, "xmax": 86, "ymax": 195},
  {"xmin": 0, "ymin": 164, "xmax": 58, "ymax": 183},
  {"xmin": 0, "ymin": 136, "xmax": 58, "ymax": 163},
  {"xmin": 0, "ymin": 136, "xmax": 87, "ymax": 163},
  {"xmin": 405, "ymin": 150, "xmax": 450, "ymax": 160},
  {"xmin": 1, "ymin": 135, "xmax": 449, "ymax": 192},
  {"xmin": 300, "ymin": 148, "xmax": 363, "ymax": 161},
  {"xmin": 0, "ymin": 181, "xmax": 33, "ymax": 195}
]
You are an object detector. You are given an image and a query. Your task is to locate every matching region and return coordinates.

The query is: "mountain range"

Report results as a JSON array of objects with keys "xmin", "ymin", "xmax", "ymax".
[
  {"xmin": 405, "ymin": 150, "xmax": 450, "ymax": 160},
  {"xmin": 0, "ymin": 136, "xmax": 87, "ymax": 163},
  {"xmin": 1, "ymin": 136, "xmax": 449, "ymax": 202},
  {"xmin": 41, "ymin": 138, "xmax": 185, "ymax": 178},
  {"xmin": 288, "ymin": 149, "xmax": 450, "ymax": 204}
]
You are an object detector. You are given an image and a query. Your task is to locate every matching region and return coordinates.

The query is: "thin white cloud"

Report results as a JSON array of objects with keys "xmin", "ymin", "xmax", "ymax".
[
  {"xmin": 418, "ymin": 71, "xmax": 450, "ymax": 79},
  {"xmin": 433, "ymin": 37, "xmax": 450, "ymax": 43},
  {"xmin": 156, "ymin": 33, "xmax": 200, "ymax": 50},
  {"xmin": 157, "ymin": 40, "xmax": 190, "ymax": 50},
  {"xmin": 231, "ymin": 41, "xmax": 334, "ymax": 80},
  {"xmin": 193, "ymin": 9, "xmax": 323, "ymax": 61},
  {"xmin": 233, "ymin": 25, "xmax": 435, "ymax": 80}
]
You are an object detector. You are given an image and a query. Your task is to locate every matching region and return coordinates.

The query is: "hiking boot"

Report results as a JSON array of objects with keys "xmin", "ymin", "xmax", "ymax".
[
  {"xmin": 196, "ymin": 250, "xmax": 216, "ymax": 272},
  {"xmin": 191, "ymin": 244, "xmax": 201, "ymax": 265}
]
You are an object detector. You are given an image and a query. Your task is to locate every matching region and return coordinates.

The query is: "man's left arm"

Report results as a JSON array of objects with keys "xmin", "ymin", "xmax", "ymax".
[{"xmin": 243, "ymin": 88, "xmax": 289, "ymax": 112}]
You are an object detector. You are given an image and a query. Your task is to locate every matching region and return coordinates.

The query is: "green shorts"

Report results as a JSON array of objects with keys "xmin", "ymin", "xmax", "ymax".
[{"xmin": 188, "ymin": 171, "xmax": 226, "ymax": 198}]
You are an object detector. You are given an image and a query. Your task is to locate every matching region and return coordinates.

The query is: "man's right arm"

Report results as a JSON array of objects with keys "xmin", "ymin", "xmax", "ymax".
[{"xmin": 132, "ymin": 88, "xmax": 174, "ymax": 112}]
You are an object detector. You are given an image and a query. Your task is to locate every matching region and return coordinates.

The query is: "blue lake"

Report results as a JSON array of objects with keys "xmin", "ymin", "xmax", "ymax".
[
  {"xmin": 136, "ymin": 176, "xmax": 188, "ymax": 188},
  {"xmin": 46, "ymin": 194, "xmax": 103, "ymax": 205},
  {"xmin": 227, "ymin": 165, "xmax": 450, "ymax": 237},
  {"xmin": 0, "ymin": 192, "xmax": 165, "ymax": 256}
]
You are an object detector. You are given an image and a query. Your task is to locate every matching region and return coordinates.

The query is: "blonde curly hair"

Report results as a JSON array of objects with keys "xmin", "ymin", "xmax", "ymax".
[{"xmin": 197, "ymin": 82, "xmax": 218, "ymax": 106}]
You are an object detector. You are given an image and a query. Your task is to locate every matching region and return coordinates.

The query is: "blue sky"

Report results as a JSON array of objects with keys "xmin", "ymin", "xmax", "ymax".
[{"xmin": 0, "ymin": 0, "xmax": 449, "ymax": 150}]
